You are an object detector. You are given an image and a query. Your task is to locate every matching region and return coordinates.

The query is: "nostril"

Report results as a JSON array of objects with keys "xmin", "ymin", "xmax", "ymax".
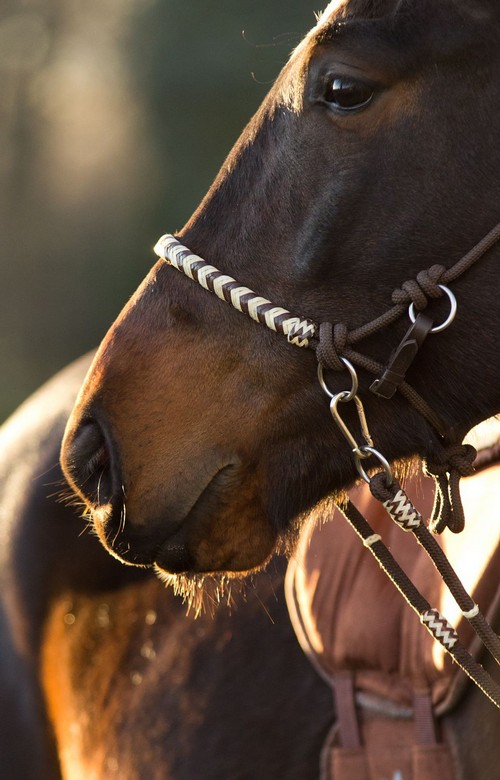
[{"xmin": 65, "ymin": 417, "xmax": 117, "ymax": 508}]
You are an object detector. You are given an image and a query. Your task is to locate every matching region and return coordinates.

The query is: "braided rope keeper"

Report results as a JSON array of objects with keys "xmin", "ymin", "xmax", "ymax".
[
  {"xmin": 382, "ymin": 488, "xmax": 422, "ymax": 532},
  {"xmin": 154, "ymin": 234, "xmax": 317, "ymax": 347},
  {"xmin": 420, "ymin": 609, "xmax": 459, "ymax": 651},
  {"xmin": 369, "ymin": 472, "xmax": 423, "ymax": 532}
]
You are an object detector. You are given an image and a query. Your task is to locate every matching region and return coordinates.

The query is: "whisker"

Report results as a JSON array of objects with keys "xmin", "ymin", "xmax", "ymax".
[
  {"xmin": 96, "ymin": 467, "xmax": 106, "ymax": 506},
  {"xmin": 120, "ymin": 498, "xmax": 127, "ymax": 534},
  {"xmin": 32, "ymin": 461, "xmax": 61, "ymax": 481}
]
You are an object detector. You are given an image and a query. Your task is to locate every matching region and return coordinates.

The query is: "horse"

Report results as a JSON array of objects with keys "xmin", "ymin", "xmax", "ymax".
[
  {"xmin": 61, "ymin": 0, "xmax": 500, "ymax": 578},
  {"xmin": 3, "ymin": 0, "xmax": 500, "ymax": 777}
]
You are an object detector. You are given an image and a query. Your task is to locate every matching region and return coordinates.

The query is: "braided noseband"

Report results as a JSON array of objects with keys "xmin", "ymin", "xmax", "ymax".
[{"xmin": 154, "ymin": 235, "xmax": 317, "ymax": 347}]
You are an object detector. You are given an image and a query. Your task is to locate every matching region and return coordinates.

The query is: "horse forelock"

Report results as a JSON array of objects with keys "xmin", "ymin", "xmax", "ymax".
[
  {"xmin": 302, "ymin": 0, "xmax": 498, "ymax": 66},
  {"xmin": 316, "ymin": 0, "xmax": 495, "ymax": 27},
  {"xmin": 316, "ymin": 0, "xmax": 407, "ymax": 26}
]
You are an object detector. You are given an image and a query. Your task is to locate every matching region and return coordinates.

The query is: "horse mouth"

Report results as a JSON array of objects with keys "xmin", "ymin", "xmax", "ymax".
[
  {"xmin": 93, "ymin": 462, "xmax": 244, "ymax": 573},
  {"xmin": 153, "ymin": 463, "xmax": 241, "ymax": 574}
]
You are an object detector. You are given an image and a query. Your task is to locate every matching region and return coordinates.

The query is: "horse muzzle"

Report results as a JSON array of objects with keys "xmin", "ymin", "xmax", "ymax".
[{"xmin": 61, "ymin": 413, "xmax": 273, "ymax": 573}]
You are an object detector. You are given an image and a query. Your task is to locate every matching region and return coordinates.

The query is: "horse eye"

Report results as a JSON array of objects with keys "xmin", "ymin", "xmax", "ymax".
[{"xmin": 324, "ymin": 77, "xmax": 374, "ymax": 111}]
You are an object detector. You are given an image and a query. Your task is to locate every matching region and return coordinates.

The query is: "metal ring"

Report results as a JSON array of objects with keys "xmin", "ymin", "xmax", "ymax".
[
  {"xmin": 317, "ymin": 358, "xmax": 358, "ymax": 403},
  {"xmin": 355, "ymin": 446, "xmax": 394, "ymax": 486},
  {"xmin": 408, "ymin": 285, "xmax": 457, "ymax": 334}
]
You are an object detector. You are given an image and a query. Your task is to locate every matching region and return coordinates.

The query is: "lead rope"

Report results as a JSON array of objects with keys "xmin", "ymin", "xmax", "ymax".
[
  {"xmin": 369, "ymin": 471, "xmax": 500, "ymax": 665},
  {"xmin": 340, "ymin": 497, "xmax": 500, "ymax": 710},
  {"xmin": 319, "ymin": 363, "xmax": 500, "ymax": 699}
]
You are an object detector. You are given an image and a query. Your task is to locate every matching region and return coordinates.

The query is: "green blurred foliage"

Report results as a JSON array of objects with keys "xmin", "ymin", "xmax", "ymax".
[{"xmin": 0, "ymin": 0, "xmax": 315, "ymax": 423}]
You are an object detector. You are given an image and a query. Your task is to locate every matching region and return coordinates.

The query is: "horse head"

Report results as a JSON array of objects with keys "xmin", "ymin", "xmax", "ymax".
[{"xmin": 61, "ymin": 0, "xmax": 500, "ymax": 581}]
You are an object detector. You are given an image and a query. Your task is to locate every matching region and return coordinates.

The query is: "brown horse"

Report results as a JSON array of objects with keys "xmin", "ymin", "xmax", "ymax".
[
  {"xmin": 4, "ymin": 0, "xmax": 500, "ymax": 777},
  {"xmin": 62, "ymin": 0, "xmax": 500, "ymax": 577},
  {"xmin": 59, "ymin": 0, "xmax": 500, "ymax": 768}
]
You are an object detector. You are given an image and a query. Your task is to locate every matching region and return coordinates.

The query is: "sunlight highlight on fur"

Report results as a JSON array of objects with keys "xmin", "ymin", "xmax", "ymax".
[
  {"xmin": 153, "ymin": 567, "xmax": 249, "ymax": 618},
  {"xmin": 315, "ymin": 0, "xmax": 349, "ymax": 26}
]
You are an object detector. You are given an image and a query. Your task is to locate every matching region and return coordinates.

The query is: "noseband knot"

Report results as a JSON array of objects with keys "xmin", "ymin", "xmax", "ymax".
[
  {"xmin": 423, "ymin": 443, "xmax": 477, "ymax": 534},
  {"xmin": 392, "ymin": 264, "xmax": 446, "ymax": 310},
  {"xmin": 315, "ymin": 322, "xmax": 348, "ymax": 371}
]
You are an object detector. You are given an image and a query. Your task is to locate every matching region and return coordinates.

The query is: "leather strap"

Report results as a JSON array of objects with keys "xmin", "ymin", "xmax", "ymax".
[
  {"xmin": 334, "ymin": 673, "xmax": 362, "ymax": 749},
  {"xmin": 370, "ymin": 313, "xmax": 434, "ymax": 399}
]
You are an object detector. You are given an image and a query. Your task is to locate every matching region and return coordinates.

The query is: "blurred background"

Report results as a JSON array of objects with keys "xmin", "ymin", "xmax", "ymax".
[{"xmin": 1, "ymin": 0, "xmax": 314, "ymax": 424}]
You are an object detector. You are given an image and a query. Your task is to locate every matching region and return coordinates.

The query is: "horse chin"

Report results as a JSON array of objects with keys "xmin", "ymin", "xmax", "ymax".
[
  {"xmin": 153, "ymin": 532, "xmax": 276, "ymax": 577},
  {"xmin": 90, "ymin": 505, "xmax": 155, "ymax": 567},
  {"xmin": 152, "ymin": 496, "xmax": 279, "ymax": 576},
  {"xmin": 151, "ymin": 509, "xmax": 314, "ymax": 616}
]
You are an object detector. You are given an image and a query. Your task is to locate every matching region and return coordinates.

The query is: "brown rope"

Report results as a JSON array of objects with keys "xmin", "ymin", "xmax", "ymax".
[
  {"xmin": 441, "ymin": 221, "xmax": 500, "ymax": 284},
  {"xmin": 369, "ymin": 471, "xmax": 500, "ymax": 665},
  {"xmin": 339, "ymin": 498, "xmax": 500, "ymax": 710},
  {"xmin": 391, "ymin": 264, "xmax": 447, "ymax": 309},
  {"xmin": 315, "ymin": 322, "xmax": 348, "ymax": 371},
  {"xmin": 348, "ymin": 303, "xmax": 407, "ymax": 344},
  {"xmin": 423, "ymin": 444, "xmax": 477, "ymax": 533},
  {"xmin": 349, "ymin": 221, "xmax": 500, "ymax": 346}
]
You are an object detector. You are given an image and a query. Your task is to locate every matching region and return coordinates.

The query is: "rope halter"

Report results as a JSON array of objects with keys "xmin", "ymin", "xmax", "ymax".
[{"xmin": 154, "ymin": 225, "xmax": 500, "ymax": 708}]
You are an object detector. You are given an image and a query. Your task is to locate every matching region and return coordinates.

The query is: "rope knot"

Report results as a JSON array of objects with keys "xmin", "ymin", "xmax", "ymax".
[
  {"xmin": 425, "ymin": 443, "xmax": 476, "ymax": 479},
  {"xmin": 315, "ymin": 322, "xmax": 348, "ymax": 371},
  {"xmin": 391, "ymin": 264, "xmax": 446, "ymax": 311},
  {"xmin": 423, "ymin": 443, "xmax": 477, "ymax": 534},
  {"xmin": 369, "ymin": 470, "xmax": 396, "ymax": 503}
]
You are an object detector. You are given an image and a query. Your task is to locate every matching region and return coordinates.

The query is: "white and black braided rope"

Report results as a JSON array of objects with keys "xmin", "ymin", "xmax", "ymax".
[
  {"xmin": 154, "ymin": 234, "xmax": 317, "ymax": 347},
  {"xmin": 382, "ymin": 487, "xmax": 422, "ymax": 532},
  {"xmin": 420, "ymin": 609, "xmax": 459, "ymax": 651}
]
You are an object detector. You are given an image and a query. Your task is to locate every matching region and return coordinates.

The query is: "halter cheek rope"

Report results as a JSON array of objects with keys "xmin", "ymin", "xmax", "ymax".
[{"xmin": 154, "ymin": 222, "xmax": 500, "ymax": 708}]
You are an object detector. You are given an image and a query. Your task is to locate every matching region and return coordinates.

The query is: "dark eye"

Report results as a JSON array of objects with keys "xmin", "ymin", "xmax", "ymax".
[{"xmin": 324, "ymin": 77, "xmax": 374, "ymax": 111}]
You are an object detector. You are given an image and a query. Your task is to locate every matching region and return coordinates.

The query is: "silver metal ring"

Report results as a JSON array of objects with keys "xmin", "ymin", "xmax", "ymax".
[
  {"xmin": 408, "ymin": 285, "xmax": 457, "ymax": 334},
  {"xmin": 317, "ymin": 358, "xmax": 358, "ymax": 403},
  {"xmin": 355, "ymin": 446, "xmax": 394, "ymax": 485}
]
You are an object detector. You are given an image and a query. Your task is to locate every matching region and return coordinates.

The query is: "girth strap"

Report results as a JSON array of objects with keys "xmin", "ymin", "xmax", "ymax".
[
  {"xmin": 327, "ymin": 674, "xmax": 456, "ymax": 780},
  {"xmin": 335, "ymin": 673, "xmax": 362, "ymax": 749}
]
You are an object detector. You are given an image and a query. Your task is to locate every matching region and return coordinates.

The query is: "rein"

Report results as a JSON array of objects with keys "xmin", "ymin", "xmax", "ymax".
[{"xmin": 154, "ymin": 223, "xmax": 500, "ymax": 708}]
